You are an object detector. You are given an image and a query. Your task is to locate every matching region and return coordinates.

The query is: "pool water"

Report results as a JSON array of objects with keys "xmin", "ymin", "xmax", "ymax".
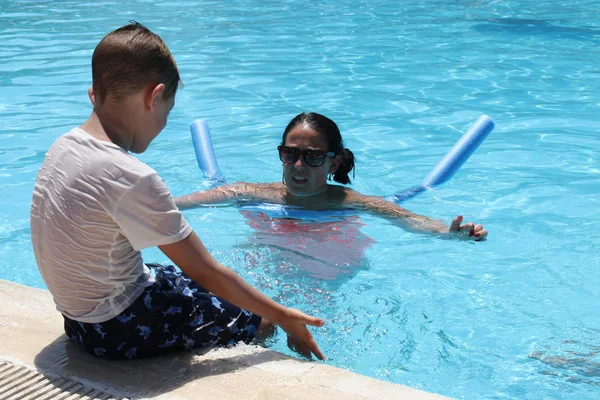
[{"xmin": 1, "ymin": 1, "xmax": 599, "ymax": 398}]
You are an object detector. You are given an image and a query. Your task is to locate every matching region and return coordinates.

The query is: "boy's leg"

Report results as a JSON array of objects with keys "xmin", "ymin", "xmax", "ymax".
[
  {"xmin": 63, "ymin": 264, "xmax": 268, "ymax": 359},
  {"xmin": 255, "ymin": 318, "xmax": 277, "ymax": 343},
  {"xmin": 151, "ymin": 263, "xmax": 271, "ymax": 346}
]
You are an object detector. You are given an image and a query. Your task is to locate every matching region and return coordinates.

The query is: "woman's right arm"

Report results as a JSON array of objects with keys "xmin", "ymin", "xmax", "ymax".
[
  {"xmin": 174, "ymin": 183, "xmax": 249, "ymax": 210},
  {"xmin": 175, "ymin": 182, "xmax": 284, "ymax": 210}
]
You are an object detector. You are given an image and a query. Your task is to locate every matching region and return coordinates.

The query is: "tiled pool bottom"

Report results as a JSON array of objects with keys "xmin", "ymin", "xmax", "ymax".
[{"xmin": 0, "ymin": 280, "xmax": 448, "ymax": 400}]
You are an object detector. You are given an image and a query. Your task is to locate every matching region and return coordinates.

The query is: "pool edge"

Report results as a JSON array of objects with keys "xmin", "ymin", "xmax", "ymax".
[{"xmin": 0, "ymin": 279, "xmax": 451, "ymax": 399}]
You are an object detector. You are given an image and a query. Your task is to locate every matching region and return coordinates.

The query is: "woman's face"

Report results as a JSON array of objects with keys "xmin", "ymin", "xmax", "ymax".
[{"xmin": 282, "ymin": 124, "xmax": 339, "ymax": 197}]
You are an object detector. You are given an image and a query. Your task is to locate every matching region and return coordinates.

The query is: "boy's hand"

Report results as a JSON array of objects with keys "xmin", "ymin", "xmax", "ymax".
[
  {"xmin": 448, "ymin": 216, "xmax": 487, "ymax": 241},
  {"xmin": 277, "ymin": 308, "xmax": 326, "ymax": 360}
]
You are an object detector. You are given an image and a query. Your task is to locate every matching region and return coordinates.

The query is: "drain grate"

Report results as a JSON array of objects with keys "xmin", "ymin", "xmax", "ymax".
[{"xmin": 0, "ymin": 360, "xmax": 129, "ymax": 400}]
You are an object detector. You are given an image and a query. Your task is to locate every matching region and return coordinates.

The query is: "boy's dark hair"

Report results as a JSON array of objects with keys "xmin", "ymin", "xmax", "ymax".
[
  {"xmin": 92, "ymin": 21, "xmax": 182, "ymax": 104},
  {"xmin": 281, "ymin": 112, "xmax": 355, "ymax": 185}
]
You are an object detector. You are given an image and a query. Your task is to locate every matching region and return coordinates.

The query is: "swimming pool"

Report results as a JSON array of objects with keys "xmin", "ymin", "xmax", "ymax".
[{"xmin": 1, "ymin": 0, "xmax": 599, "ymax": 398}]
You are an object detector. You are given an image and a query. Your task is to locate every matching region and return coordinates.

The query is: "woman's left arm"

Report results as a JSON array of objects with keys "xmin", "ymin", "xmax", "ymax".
[{"xmin": 345, "ymin": 191, "xmax": 487, "ymax": 241}]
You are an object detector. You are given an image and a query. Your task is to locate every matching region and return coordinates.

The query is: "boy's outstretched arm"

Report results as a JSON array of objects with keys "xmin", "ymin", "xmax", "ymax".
[
  {"xmin": 346, "ymin": 191, "xmax": 488, "ymax": 241},
  {"xmin": 158, "ymin": 231, "xmax": 326, "ymax": 360}
]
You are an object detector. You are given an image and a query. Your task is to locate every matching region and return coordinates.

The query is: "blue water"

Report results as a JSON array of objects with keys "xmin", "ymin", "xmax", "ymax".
[{"xmin": 1, "ymin": 0, "xmax": 599, "ymax": 398}]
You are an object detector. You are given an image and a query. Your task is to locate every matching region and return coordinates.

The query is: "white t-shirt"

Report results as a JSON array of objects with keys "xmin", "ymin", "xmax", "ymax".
[{"xmin": 30, "ymin": 127, "xmax": 192, "ymax": 323}]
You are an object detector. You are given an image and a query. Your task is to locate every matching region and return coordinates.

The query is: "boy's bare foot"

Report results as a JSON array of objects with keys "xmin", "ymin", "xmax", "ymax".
[{"xmin": 253, "ymin": 317, "xmax": 277, "ymax": 343}]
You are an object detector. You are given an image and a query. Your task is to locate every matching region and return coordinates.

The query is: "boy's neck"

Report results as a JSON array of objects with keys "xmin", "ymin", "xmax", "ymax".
[{"xmin": 81, "ymin": 108, "xmax": 134, "ymax": 152}]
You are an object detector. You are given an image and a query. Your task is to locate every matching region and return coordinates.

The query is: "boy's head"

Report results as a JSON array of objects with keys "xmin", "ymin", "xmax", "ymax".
[
  {"xmin": 89, "ymin": 22, "xmax": 181, "ymax": 153},
  {"xmin": 92, "ymin": 21, "xmax": 181, "ymax": 105}
]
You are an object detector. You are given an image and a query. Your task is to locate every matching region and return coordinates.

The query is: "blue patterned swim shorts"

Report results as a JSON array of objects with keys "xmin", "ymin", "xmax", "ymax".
[{"xmin": 63, "ymin": 264, "xmax": 262, "ymax": 360}]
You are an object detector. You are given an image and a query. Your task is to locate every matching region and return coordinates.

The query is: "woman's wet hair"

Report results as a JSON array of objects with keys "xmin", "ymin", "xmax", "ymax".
[
  {"xmin": 281, "ymin": 112, "xmax": 355, "ymax": 184},
  {"xmin": 91, "ymin": 21, "xmax": 182, "ymax": 105}
]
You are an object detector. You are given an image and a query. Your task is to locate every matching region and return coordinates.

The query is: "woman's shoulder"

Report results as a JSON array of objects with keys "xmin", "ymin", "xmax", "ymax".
[
  {"xmin": 327, "ymin": 186, "xmax": 378, "ymax": 207},
  {"xmin": 328, "ymin": 184, "xmax": 357, "ymax": 196},
  {"xmin": 325, "ymin": 184, "xmax": 362, "ymax": 204}
]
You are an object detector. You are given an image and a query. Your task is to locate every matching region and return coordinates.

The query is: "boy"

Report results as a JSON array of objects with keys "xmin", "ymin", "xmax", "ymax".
[{"xmin": 30, "ymin": 22, "xmax": 325, "ymax": 361}]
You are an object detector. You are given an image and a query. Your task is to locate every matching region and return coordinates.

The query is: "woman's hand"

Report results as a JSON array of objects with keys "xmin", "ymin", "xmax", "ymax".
[
  {"xmin": 276, "ymin": 308, "xmax": 326, "ymax": 361},
  {"xmin": 448, "ymin": 215, "xmax": 487, "ymax": 241}
]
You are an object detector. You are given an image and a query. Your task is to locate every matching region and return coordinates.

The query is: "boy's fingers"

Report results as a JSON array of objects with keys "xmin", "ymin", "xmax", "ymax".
[
  {"xmin": 307, "ymin": 337, "xmax": 326, "ymax": 360},
  {"xmin": 288, "ymin": 336, "xmax": 311, "ymax": 359},
  {"xmin": 288, "ymin": 334, "xmax": 325, "ymax": 361},
  {"xmin": 288, "ymin": 309, "xmax": 325, "ymax": 327},
  {"xmin": 296, "ymin": 323, "xmax": 325, "ymax": 359},
  {"xmin": 282, "ymin": 309, "xmax": 326, "ymax": 360},
  {"xmin": 297, "ymin": 340, "xmax": 313, "ymax": 360},
  {"xmin": 302, "ymin": 316, "xmax": 325, "ymax": 327}
]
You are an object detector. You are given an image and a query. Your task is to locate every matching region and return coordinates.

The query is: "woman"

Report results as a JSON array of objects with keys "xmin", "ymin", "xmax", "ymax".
[{"xmin": 175, "ymin": 112, "xmax": 488, "ymax": 241}]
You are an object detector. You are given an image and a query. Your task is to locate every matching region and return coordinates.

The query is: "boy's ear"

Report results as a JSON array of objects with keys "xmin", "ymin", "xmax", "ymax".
[
  {"xmin": 88, "ymin": 86, "xmax": 95, "ymax": 106},
  {"xmin": 146, "ymin": 83, "xmax": 165, "ymax": 110}
]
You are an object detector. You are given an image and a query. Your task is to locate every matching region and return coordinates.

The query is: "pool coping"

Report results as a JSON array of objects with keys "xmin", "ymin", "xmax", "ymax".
[{"xmin": 0, "ymin": 279, "xmax": 450, "ymax": 399}]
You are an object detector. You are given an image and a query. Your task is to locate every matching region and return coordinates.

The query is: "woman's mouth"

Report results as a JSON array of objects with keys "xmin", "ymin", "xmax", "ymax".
[{"xmin": 292, "ymin": 175, "xmax": 307, "ymax": 184}]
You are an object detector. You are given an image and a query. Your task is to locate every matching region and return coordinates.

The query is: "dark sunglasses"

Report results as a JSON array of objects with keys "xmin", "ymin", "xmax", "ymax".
[{"xmin": 277, "ymin": 145, "xmax": 335, "ymax": 167}]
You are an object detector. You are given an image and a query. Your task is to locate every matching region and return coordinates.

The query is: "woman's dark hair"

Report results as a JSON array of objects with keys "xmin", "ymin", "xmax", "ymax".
[{"xmin": 281, "ymin": 112, "xmax": 355, "ymax": 184}]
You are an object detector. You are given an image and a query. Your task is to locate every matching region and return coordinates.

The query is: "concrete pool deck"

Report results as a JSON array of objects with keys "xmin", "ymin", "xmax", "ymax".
[{"xmin": 0, "ymin": 280, "xmax": 450, "ymax": 399}]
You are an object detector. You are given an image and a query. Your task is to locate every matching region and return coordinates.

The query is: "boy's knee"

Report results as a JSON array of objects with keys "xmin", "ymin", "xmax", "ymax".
[{"xmin": 253, "ymin": 318, "xmax": 276, "ymax": 343}]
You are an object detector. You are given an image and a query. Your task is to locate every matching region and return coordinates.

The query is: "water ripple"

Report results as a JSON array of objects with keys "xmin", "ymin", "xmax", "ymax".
[{"xmin": 2, "ymin": 1, "xmax": 600, "ymax": 399}]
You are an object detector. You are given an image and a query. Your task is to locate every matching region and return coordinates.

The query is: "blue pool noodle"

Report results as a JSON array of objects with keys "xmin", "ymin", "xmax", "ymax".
[
  {"xmin": 190, "ymin": 120, "xmax": 227, "ymax": 186},
  {"xmin": 190, "ymin": 114, "xmax": 495, "ymax": 209},
  {"xmin": 386, "ymin": 114, "xmax": 495, "ymax": 203}
]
